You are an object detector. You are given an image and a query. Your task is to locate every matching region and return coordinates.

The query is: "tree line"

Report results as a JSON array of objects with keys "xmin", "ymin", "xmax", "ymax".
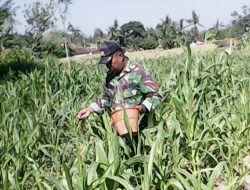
[{"xmin": 0, "ymin": 0, "xmax": 250, "ymax": 58}]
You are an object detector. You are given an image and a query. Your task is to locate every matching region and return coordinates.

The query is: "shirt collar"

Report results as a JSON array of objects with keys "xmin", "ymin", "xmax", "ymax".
[{"xmin": 118, "ymin": 61, "xmax": 135, "ymax": 78}]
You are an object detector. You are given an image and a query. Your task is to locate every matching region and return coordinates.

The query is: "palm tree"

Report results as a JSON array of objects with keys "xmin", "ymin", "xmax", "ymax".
[
  {"xmin": 157, "ymin": 15, "xmax": 172, "ymax": 36},
  {"xmin": 67, "ymin": 23, "xmax": 86, "ymax": 47},
  {"xmin": 155, "ymin": 15, "xmax": 172, "ymax": 47},
  {"xmin": 176, "ymin": 19, "xmax": 188, "ymax": 46},
  {"xmin": 212, "ymin": 20, "xmax": 224, "ymax": 31},
  {"xmin": 93, "ymin": 28, "xmax": 106, "ymax": 44},
  {"xmin": 107, "ymin": 19, "xmax": 118, "ymax": 39},
  {"xmin": 155, "ymin": 15, "xmax": 180, "ymax": 49},
  {"xmin": 186, "ymin": 10, "xmax": 204, "ymax": 40},
  {"xmin": 107, "ymin": 19, "xmax": 124, "ymax": 44}
]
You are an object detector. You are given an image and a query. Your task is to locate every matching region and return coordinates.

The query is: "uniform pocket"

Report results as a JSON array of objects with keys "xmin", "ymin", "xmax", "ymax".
[{"xmin": 123, "ymin": 89, "xmax": 138, "ymax": 99}]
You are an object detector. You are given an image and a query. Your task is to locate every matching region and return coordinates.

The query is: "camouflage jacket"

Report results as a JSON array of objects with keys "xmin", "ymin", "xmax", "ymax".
[{"xmin": 89, "ymin": 61, "xmax": 163, "ymax": 114}]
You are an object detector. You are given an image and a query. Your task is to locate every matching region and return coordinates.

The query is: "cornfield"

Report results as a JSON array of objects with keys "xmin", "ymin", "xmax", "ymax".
[{"xmin": 0, "ymin": 49, "xmax": 250, "ymax": 190}]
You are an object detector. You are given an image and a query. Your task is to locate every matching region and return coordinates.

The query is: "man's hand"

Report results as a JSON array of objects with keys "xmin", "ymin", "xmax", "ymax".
[
  {"xmin": 134, "ymin": 104, "xmax": 147, "ymax": 114},
  {"xmin": 77, "ymin": 107, "xmax": 94, "ymax": 120}
]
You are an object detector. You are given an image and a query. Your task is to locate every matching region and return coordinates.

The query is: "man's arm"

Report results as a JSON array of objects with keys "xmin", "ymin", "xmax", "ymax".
[
  {"xmin": 139, "ymin": 68, "xmax": 163, "ymax": 112},
  {"xmin": 89, "ymin": 86, "xmax": 110, "ymax": 115},
  {"xmin": 78, "ymin": 86, "xmax": 110, "ymax": 120}
]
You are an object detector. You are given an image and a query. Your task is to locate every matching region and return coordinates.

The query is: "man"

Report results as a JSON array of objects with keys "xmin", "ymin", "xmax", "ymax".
[{"xmin": 77, "ymin": 41, "xmax": 163, "ymax": 131}]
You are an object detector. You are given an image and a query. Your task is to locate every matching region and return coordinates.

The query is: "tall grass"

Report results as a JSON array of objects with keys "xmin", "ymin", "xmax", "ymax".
[{"xmin": 0, "ymin": 49, "xmax": 249, "ymax": 189}]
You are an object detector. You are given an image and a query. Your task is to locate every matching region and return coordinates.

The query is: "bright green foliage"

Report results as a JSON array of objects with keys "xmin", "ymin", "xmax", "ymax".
[{"xmin": 0, "ymin": 50, "xmax": 250, "ymax": 189}]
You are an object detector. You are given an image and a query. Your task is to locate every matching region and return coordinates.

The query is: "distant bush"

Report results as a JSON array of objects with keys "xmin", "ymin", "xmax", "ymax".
[
  {"xmin": 42, "ymin": 41, "xmax": 66, "ymax": 58},
  {"xmin": 139, "ymin": 37, "xmax": 158, "ymax": 50},
  {"xmin": 30, "ymin": 40, "xmax": 66, "ymax": 59},
  {"xmin": 204, "ymin": 32, "xmax": 217, "ymax": 42},
  {"xmin": 161, "ymin": 38, "xmax": 176, "ymax": 49},
  {"xmin": 0, "ymin": 48, "xmax": 43, "ymax": 78}
]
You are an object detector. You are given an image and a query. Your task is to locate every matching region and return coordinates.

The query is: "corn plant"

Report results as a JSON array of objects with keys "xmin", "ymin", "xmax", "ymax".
[{"xmin": 0, "ymin": 50, "xmax": 249, "ymax": 189}]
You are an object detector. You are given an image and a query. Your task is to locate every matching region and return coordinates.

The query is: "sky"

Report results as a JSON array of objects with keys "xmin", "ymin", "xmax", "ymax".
[{"xmin": 15, "ymin": 0, "xmax": 250, "ymax": 36}]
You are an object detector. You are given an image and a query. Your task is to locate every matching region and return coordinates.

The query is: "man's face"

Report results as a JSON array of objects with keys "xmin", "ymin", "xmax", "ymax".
[{"xmin": 106, "ymin": 52, "xmax": 125, "ymax": 73}]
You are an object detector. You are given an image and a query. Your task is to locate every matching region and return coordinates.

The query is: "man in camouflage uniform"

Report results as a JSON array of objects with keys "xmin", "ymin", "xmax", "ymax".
[{"xmin": 77, "ymin": 42, "xmax": 163, "ymax": 129}]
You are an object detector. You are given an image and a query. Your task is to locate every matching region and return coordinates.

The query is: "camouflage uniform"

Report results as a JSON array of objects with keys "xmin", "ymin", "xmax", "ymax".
[{"xmin": 90, "ymin": 61, "xmax": 163, "ymax": 116}]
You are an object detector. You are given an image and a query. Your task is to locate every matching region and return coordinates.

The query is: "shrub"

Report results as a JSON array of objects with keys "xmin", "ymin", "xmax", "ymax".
[
  {"xmin": 139, "ymin": 37, "xmax": 158, "ymax": 50},
  {"xmin": 0, "ymin": 48, "xmax": 42, "ymax": 78},
  {"xmin": 161, "ymin": 38, "xmax": 176, "ymax": 49},
  {"xmin": 204, "ymin": 32, "xmax": 217, "ymax": 42},
  {"xmin": 42, "ymin": 41, "xmax": 66, "ymax": 58}
]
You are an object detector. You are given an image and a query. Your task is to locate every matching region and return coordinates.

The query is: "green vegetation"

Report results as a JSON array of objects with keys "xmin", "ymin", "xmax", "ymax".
[
  {"xmin": 0, "ymin": 0, "xmax": 250, "ymax": 189},
  {"xmin": 0, "ymin": 48, "xmax": 43, "ymax": 78},
  {"xmin": 0, "ymin": 49, "xmax": 250, "ymax": 189},
  {"xmin": 1, "ymin": 0, "xmax": 250, "ymax": 57}
]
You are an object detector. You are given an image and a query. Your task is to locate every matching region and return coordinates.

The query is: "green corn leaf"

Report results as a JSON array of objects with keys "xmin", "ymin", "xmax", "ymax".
[
  {"xmin": 63, "ymin": 164, "xmax": 74, "ymax": 190},
  {"xmin": 206, "ymin": 162, "xmax": 225, "ymax": 190}
]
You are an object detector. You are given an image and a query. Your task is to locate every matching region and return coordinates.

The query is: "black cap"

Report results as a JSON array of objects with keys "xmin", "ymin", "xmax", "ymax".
[{"xmin": 98, "ymin": 42, "xmax": 124, "ymax": 64}]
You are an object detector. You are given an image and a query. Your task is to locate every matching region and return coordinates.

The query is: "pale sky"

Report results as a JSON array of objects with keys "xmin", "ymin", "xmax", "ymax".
[{"xmin": 15, "ymin": 0, "xmax": 250, "ymax": 36}]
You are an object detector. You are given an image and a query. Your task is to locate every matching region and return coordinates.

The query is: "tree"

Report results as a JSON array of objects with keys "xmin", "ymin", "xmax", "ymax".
[
  {"xmin": 67, "ymin": 23, "xmax": 86, "ymax": 47},
  {"xmin": 186, "ymin": 10, "xmax": 204, "ymax": 40},
  {"xmin": 93, "ymin": 28, "xmax": 105, "ymax": 44},
  {"xmin": 230, "ymin": 5, "xmax": 250, "ymax": 37},
  {"xmin": 24, "ymin": 1, "xmax": 55, "ymax": 54},
  {"xmin": 51, "ymin": 0, "xmax": 73, "ymax": 64},
  {"xmin": 145, "ymin": 27, "xmax": 157, "ymax": 39},
  {"xmin": 56, "ymin": 0, "xmax": 72, "ymax": 25},
  {"xmin": 120, "ymin": 21, "xmax": 146, "ymax": 50},
  {"xmin": 205, "ymin": 20, "xmax": 225, "ymax": 40},
  {"xmin": 177, "ymin": 19, "xmax": 188, "ymax": 45},
  {"xmin": 215, "ymin": 5, "xmax": 250, "ymax": 40},
  {"xmin": 138, "ymin": 27, "xmax": 158, "ymax": 50},
  {"xmin": 155, "ymin": 15, "xmax": 182, "ymax": 49},
  {"xmin": 107, "ymin": 19, "xmax": 124, "ymax": 44},
  {"xmin": 0, "ymin": 0, "xmax": 17, "ymax": 50}
]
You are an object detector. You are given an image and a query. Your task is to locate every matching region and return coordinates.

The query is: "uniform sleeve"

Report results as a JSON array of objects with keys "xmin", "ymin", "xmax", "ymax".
[
  {"xmin": 139, "ymin": 67, "xmax": 163, "ymax": 112},
  {"xmin": 89, "ymin": 86, "xmax": 110, "ymax": 115}
]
